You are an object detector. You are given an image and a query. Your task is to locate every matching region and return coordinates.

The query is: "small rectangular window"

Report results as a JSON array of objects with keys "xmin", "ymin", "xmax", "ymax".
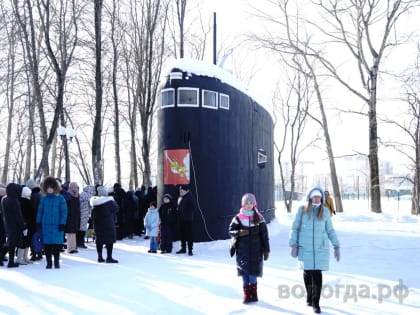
[
  {"xmin": 161, "ymin": 89, "xmax": 175, "ymax": 108},
  {"xmin": 178, "ymin": 88, "xmax": 199, "ymax": 107},
  {"xmin": 202, "ymin": 90, "xmax": 218, "ymax": 109},
  {"xmin": 220, "ymin": 93, "xmax": 230, "ymax": 110}
]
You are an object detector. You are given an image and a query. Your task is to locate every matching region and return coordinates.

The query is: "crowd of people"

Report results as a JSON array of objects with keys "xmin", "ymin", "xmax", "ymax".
[
  {"xmin": 0, "ymin": 177, "xmax": 197, "ymax": 270},
  {"xmin": 1, "ymin": 178, "xmax": 340, "ymax": 314}
]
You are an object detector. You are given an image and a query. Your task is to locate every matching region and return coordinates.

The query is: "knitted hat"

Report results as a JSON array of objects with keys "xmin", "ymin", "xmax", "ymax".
[
  {"xmin": 241, "ymin": 193, "xmax": 257, "ymax": 208},
  {"xmin": 21, "ymin": 186, "xmax": 32, "ymax": 199},
  {"xmin": 97, "ymin": 186, "xmax": 108, "ymax": 197},
  {"xmin": 163, "ymin": 193, "xmax": 172, "ymax": 201},
  {"xmin": 309, "ymin": 190, "xmax": 322, "ymax": 198},
  {"xmin": 305, "ymin": 186, "xmax": 325, "ymax": 202}
]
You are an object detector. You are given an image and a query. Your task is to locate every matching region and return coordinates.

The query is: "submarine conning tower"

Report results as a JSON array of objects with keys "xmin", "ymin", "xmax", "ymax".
[{"xmin": 157, "ymin": 59, "xmax": 275, "ymax": 242}]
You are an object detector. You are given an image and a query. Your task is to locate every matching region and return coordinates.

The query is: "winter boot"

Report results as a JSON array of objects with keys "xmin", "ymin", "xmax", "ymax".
[
  {"xmin": 176, "ymin": 248, "xmax": 186, "ymax": 254},
  {"xmin": 304, "ymin": 271, "xmax": 313, "ymax": 306},
  {"xmin": 7, "ymin": 248, "xmax": 19, "ymax": 268},
  {"xmin": 249, "ymin": 283, "xmax": 258, "ymax": 302},
  {"xmin": 24, "ymin": 248, "xmax": 33, "ymax": 264},
  {"xmin": 45, "ymin": 245, "xmax": 53, "ymax": 269},
  {"xmin": 96, "ymin": 243, "xmax": 104, "ymax": 262},
  {"xmin": 105, "ymin": 244, "xmax": 118, "ymax": 263},
  {"xmin": 0, "ymin": 246, "xmax": 8, "ymax": 266},
  {"xmin": 53, "ymin": 245, "xmax": 60, "ymax": 268},
  {"xmin": 16, "ymin": 248, "xmax": 28, "ymax": 265},
  {"xmin": 312, "ymin": 271, "xmax": 322, "ymax": 314},
  {"xmin": 243, "ymin": 285, "xmax": 252, "ymax": 304}
]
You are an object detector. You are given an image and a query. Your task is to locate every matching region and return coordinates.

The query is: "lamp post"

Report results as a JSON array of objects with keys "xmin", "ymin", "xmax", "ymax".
[{"xmin": 57, "ymin": 126, "xmax": 76, "ymax": 182}]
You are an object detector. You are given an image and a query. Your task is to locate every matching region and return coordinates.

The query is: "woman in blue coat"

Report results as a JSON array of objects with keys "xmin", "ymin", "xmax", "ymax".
[
  {"xmin": 289, "ymin": 186, "xmax": 340, "ymax": 314},
  {"xmin": 36, "ymin": 176, "xmax": 67, "ymax": 269},
  {"xmin": 229, "ymin": 193, "xmax": 270, "ymax": 304}
]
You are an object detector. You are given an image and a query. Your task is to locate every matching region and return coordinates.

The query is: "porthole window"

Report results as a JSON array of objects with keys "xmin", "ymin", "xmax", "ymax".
[
  {"xmin": 220, "ymin": 93, "xmax": 230, "ymax": 110},
  {"xmin": 178, "ymin": 88, "xmax": 199, "ymax": 107},
  {"xmin": 161, "ymin": 88, "xmax": 175, "ymax": 108},
  {"xmin": 202, "ymin": 90, "xmax": 218, "ymax": 109}
]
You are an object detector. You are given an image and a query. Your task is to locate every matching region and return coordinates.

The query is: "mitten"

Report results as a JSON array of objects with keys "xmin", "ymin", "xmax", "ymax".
[
  {"xmin": 334, "ymin": 247, "xmax": 340, "ymax": 262},
  {"xmin": 238, "ymin": 229, "xmax": 249, "ymax": 237},
  {"xmin": 58, "ymin": 224, "xmax": 65, "ymax": 231},
  {"xmin": 290, "ymin": 245, "xmax": 298, "ymax": 258},
  {"xmin": 263, "ymin": 251, "xmax": 269, "ymax": 261}
]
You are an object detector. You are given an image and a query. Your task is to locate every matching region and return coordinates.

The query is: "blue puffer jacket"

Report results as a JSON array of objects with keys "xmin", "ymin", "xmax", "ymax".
[
  {"xmin": 289, "ymin": 186, "xmax": 339, "ymax": 271},
  {"xmin": 36, "ymin": 193, "xmax": 67, "ymax": 244}
]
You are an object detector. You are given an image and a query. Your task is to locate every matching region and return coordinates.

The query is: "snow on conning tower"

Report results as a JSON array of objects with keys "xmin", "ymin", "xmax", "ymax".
[{"xmin": 157, "ymin": 59, "xmax": 275, "ymax": 242}]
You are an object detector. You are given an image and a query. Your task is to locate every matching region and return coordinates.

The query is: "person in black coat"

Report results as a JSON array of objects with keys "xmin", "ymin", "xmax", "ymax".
[
  {"xmin": 158, "ymin": 193, "xmax": 178, "ymax": 254},
  {"xmin": 113, "ymin": 184, "xmax": 127, "ymax": 240},
  {"xmin": 229, "ymin": 193, "xmax": 270, "ymax": 304},
  {"xmin": 0, "ymin": 183, "xmax": 26, "ymax": 268},
  {"xmin": 91, "ymin": 186, "xmax": 119, "ymax": 263},
  {"xmin": 65, "ymin": 182, "xmax": 80, "ymax": 254},
  {"xmin": 17, "ymin": 187, "xmax": 36, "ymax": 264},
  {"xmin": 0, "ymin": 186, "xmax": 7, "ymax": 263},
  {"xmin": 28, "ymin": 183, "xmax": 43, "ymax": 260},
  {"xmin": 175, "ymin": 185, "xmax": 197, "ymax": 256},
  {"xmin": 124, "ymin": 190, "xmax": 138, "ymax": 239}
]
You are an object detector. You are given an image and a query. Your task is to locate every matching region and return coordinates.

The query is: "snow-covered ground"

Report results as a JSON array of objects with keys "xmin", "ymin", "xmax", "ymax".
[{"xmin": 1, "ymin": 198, "xmax": 419, "ymax": 315}]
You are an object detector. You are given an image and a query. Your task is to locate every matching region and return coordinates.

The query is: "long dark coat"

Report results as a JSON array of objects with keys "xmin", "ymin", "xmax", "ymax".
[
  {"xmin": 0, "ymin": 196, "xmax": 5, "ymax": 246},
  {"xmin": 229, "ymin": 209, "xmax": 270, "ymax": 277},
  {"xmin": 65, "ymin": 195, "xmax": 81, "ymax": 233},
  {"xmin": 1, "ymin": 183, "xmax": 25, "ymax": 248},
  {"xmin": 177, "ymin": 191, "xmax": 196, "ymax": 222},
  {"xmin": 20, "ymin": 197, "xmax": 36, "ymax": 248},
  {"xmin": 91, "ymin": 196, "xmax": 119, "ymax": 244}
]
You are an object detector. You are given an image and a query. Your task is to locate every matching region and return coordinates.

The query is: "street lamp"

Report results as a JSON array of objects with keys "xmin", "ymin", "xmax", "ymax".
[{"xmin": 57, "ymin": 126, "xmax": 76, "ymax": 182}]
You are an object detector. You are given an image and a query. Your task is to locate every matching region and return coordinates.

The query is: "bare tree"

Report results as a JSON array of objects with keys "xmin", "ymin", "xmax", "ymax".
[
  {"xmin": 1, "ymin": 9, "xmax": 17, "ymax": 184},
  {"xmin": 92, "ymin": 0, "xmax": 103, "ymax": 185},
  {"xmin": 175, "ymin": 0, "xmax": 187, "ymax": 58},
  {"xmin": 250, "ymin": 0, "xmax": 344, "ymax": 211},
  {"xmin": 12, "ymin": 0, "xmax": 49, "ymax": 182},
  {"xmin": 305, "ymin": 0, "xmax": 419, "ymax": 213},
  {"xmin": 280, "ymin": 1, "xmax": 344, "ymax": 212},
  {"xmin": 273, "ymin": 58, "xmax": 315, "ymax": 212},
  {"xmin": 383, "ymin": 45, "xmax": 420, "ymax": 215},
  {"xmin": 121, "ymin": 0, "xmax": 170, "ymax": 187},
  {"xmin": 29, "ymin": 0, "xmax": 80, "ymax": 182}
]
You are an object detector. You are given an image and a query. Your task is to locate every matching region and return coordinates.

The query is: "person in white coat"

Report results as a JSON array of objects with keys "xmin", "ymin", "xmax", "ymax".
[{"xmin": 144, "ymin": 201, "xmax": 159, "ymax": 253}]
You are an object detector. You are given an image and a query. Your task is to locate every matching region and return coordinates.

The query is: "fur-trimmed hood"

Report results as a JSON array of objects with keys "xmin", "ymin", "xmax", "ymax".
[
  {"xmin": 90, "ymin": 196, "xmax": 115, "ymax": 207},
  {"xmin": 42, "ymin": 176, "xmax": 60, "ymax": 194}
]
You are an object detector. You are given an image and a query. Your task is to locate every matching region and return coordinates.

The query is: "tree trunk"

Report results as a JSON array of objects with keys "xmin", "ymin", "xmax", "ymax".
[
  {"xmin": 92, "ymin": 0, "xmax": 104, "ymax": 185},
  {"xmin": 309, "ymin": 61, "xmax": 343, "ymax": 212},
  {"xmin": 111, "ymin": 0, "xmax": 121, "ymax": 184},
  {"xmin": 368, "ymin": 65, "xmax": 382, "ymax": 213},
  {"xmin": 2, "ymin": 23, "xmax": 16, "ymax": 184}
]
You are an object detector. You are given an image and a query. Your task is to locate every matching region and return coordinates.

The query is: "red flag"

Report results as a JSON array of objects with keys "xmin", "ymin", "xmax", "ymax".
[{"xmin": 163, "ymin": 149, "xmax": 190, "ymax": 185}]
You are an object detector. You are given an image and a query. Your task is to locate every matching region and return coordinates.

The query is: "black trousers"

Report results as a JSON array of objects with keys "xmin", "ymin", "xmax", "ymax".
[
  {"xmin": 303, "ymin": 270, "xmax": 323, "ymax": 307},
  {"xmin": 44, "ymin": 244, "xmax": 61, "ymax": 267},
  {"xmin": 179, "ymin": 220, "xmax": 193, "ymax": 251}
]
